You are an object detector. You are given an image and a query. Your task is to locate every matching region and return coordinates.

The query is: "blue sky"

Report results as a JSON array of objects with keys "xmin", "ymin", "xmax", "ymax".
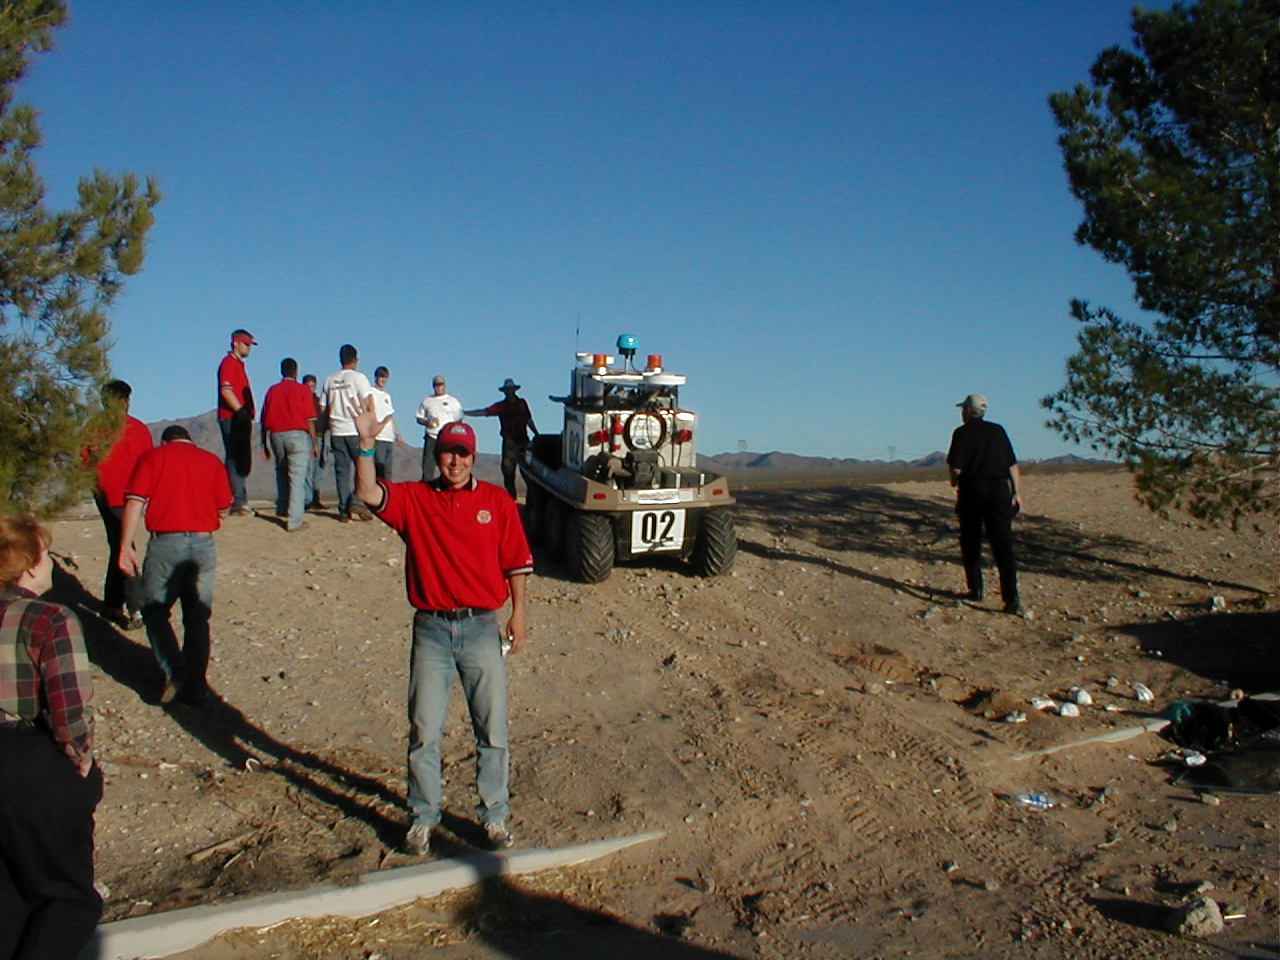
[{"xmin": 24, "ymin": 1, "xmax": 1155, "ymax": 459}]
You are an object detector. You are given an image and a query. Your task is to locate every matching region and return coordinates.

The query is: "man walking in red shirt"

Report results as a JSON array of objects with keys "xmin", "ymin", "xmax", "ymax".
[
  {"xmin": 119, "ymin": 426, "xmax": 233, "ymax": 705},
  {"xmin": 216, "ymin": 328, "xmax": 257, "ymax": 515},
  {"xmin": 84, "ymin": 379, "xmax": 153, "ymax": 629},
  {"xmin": 354, "ymin": 411, "xmax": 532, "ymax": 855},
  {"xmin": 260, "ymin": 358, "xmax": 318, "ymax": 532}
]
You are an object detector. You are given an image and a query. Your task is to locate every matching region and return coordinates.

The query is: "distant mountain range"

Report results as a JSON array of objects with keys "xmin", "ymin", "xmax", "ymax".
[
  {"xmin": 697, "ymin": 450, "xmax": 1108, "ymax": 473},
  {"xmin": 142, "ymin": 411, "xmax": 1109, "ymax": 500}
]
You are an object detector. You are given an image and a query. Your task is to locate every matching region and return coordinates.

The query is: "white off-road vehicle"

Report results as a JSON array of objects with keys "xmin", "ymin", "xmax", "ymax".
[{"xmin": 519, "ymin": 335, "xmax": 737, "ymax": 583}]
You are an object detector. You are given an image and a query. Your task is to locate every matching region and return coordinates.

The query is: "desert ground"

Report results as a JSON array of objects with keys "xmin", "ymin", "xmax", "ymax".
[{"xmin": 47, "ymin": 467, "xmax": 1278, "ymax": 959}]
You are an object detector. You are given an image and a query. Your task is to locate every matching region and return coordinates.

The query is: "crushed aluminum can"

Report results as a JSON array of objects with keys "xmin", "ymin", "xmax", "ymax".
[
  {"xmin": 1133, "ymin": 682, "xmax": 1155, "ymax": 703},
  {"xmin": 1029, "ymin": 696, "xmax": 1056, "ymax": 711},
  {"xmin": 1013, "ymin": 792, "xmax": 1055, "ymax": 811},
  {"xmin": 1184, "ymin": 751, "xmax": 1207, "ymax": 767},
  {"xmin": 1003, "ymin": 711, "xmax": 1028, "ymax": 724}
]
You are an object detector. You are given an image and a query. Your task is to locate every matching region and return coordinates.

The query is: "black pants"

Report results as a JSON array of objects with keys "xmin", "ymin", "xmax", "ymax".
[
  {"xmin": 93, "ymin": 491, "xmax": 129, "ymax": 613},
  {"xmin": 499, "ymin": 441, "xmax": 525, "ymax": 499},
  {"xmin": 0, "ymin": 728, "xmax": 103, "ymax": 960},
  {"xmin": 957, "ymin": 480, "xmax": 1019, "ymax": 602}
]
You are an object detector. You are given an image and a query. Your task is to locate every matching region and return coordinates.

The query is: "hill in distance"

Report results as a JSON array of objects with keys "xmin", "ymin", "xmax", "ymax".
[
  {"xmin": 698, "ymin": 450, "xmax": 1109, "ymax": 472},
  {"xmin": 143, "ymin": 412, "xmax": 1111, "ymax": 500}
]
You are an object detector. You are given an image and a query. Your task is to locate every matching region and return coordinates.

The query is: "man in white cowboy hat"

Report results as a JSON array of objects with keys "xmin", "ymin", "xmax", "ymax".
[
  {"xmin": 465, "ymin": 379, "xmax": 538, "ymax": 499},
  {"xmin": 946, "ymin": 393, "xmax": 1025, "ymax": 615}
]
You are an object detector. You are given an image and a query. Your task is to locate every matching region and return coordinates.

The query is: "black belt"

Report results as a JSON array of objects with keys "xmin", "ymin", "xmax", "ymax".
[{"xmin": 423, "ymin": 607, "xmax": 492, "ymax": 621}]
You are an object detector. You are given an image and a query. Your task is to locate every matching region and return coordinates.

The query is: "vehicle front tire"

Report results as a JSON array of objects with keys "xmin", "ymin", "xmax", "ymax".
[
  {"xmin": 566, "ymin": 511, "xmax": 615, "ymax": 583},
  {"xmin": 690, "ymin": 508, "xmax": 736, "ymax": 577}
]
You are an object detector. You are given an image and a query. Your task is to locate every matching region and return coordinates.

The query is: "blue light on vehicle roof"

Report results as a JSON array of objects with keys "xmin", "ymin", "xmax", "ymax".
[{"xmin": 616, "ymin": 333, "xmax": 638, "ymax": 355}]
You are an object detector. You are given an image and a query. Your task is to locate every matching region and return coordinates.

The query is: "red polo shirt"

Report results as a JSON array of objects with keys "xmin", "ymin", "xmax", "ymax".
[
  {"xmin": 373, "ymin": 477, "xmax": 533, "ymax": 611},
  {"xmin": 93, "ymin": 415, "xmax": 154, "ymax": 508},
  {"xmin": 125, "ymin": 441, "xmax": 233, "ymax": 533},
  {"xmin": 217, "ymin": 353, "xmax": 252, "ymax": 420},
  {"xmin": 261, "ymin": 378, "xmax": 316, "ymax": 433}
]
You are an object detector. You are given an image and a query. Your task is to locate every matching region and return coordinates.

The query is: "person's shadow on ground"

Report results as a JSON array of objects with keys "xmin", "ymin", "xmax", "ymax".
[{"xmin": 50, "ymin": 562, "xmax": 408, "ymax": 848}]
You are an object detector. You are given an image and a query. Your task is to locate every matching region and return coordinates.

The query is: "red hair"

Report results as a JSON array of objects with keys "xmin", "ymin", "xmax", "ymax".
[{"xmin": 0, "ymin": 514, "xmax": 51, "ymax": 587}]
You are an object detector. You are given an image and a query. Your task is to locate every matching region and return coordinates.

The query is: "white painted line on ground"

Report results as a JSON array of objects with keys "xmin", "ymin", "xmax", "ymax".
[{"xmin": 82, "ymin": 831, "xmax": 665, "ymax": 960}]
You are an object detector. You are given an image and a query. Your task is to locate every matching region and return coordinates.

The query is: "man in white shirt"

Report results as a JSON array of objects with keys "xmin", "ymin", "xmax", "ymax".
[
  {"xmin": 321, "ymin": 344, "xmax": 374, "ymax": 522},
  {"xmin": 415, "ymin": 374, "xmax": 462, "ymax": 481},
  {"xmin": 369, "ymin": 366, "xmax": 404, "ymax": 480}
]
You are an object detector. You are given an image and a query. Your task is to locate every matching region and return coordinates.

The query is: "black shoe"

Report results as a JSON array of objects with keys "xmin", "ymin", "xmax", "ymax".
[
  {"xmin": 964, "ymin": 589, "xmax": 984, "ymax": 602},
  {"xmin": 1004, "ymin": 597, "xmax": 1025, "ymax": 616},
  {"xmin": 307, "ymin": 499, "xmax": 324, "ymax": 512}
]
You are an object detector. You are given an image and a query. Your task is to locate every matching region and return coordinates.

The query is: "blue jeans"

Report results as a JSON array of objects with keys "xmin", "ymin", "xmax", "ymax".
[
  {"xmin": 269, "ymin": 430, "xmax": 311, "ymax": 528},
  {"xmin": 140, "ymin": 533, "xmax": 216, "ymax": 695},
  {"xmin": 374, "ymin": 440, "xmax": 393, "ymax": 480},
  {"xmin": 218, "ymin": 417, "xmax": 248, "ymax": 508},
  {"xmin": 407, "ymin": 610, "xmax": 509, "ymax": 828},
  {"xmin": 304, "ymin": 435, "xmax": 324, "ymax": 506},
  {"xmin": 331, "ymin": 434, "xmax": 361, "ymax": 517}
]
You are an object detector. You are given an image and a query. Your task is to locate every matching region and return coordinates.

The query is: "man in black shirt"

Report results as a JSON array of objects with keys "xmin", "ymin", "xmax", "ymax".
[{"xmin": 946, "ymin": 394, "xmax": 1024, "ymax": 615}]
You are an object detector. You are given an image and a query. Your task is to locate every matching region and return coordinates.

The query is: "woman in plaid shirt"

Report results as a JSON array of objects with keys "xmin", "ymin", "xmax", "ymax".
[{"xmin": 0, "ymin": 514, "xmax": 102, "ymax": 960}]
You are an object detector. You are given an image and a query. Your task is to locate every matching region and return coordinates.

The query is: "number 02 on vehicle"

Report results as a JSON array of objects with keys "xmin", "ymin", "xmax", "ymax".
[{"xmin": 630, "ymin": 509, "xmax": 686, "ymax": 553}]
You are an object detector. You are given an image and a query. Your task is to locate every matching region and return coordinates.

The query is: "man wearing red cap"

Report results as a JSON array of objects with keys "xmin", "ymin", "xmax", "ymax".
[
  {"xmin": 353, "ymin": 412, "xmax": 532, "ymax": 856},
  {"xmin": 217, "ymin": 329, "xmax": 257, "ymax": 515}
]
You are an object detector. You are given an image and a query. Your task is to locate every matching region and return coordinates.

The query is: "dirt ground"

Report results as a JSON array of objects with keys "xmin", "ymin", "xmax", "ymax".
[{"xmin": 47, "ymin": 468, "xmax": 1279, "ymax": 959}]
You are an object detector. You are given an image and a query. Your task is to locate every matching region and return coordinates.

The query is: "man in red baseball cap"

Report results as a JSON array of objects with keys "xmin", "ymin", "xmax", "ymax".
[
  {"xmin": 353, "ymin": 411, "xmax": 532, "ymax": 856},
  {"xmin": 217, "ymin": 329, "xmax": 258, "ymax": 515}
]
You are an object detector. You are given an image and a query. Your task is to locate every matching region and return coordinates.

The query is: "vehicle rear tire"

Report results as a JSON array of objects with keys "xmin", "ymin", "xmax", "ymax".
[
  {"xmin": 566, "ymin": 511, "xmax": 614, "ymax": 583},
  {"xmin": 690, "ymin": 508, "xmax": 736, "ymax": 577}
]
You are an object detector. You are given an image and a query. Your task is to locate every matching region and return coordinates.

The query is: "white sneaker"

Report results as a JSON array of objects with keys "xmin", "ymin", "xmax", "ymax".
[
  {"xmin": 484, "ymin": 820, "xmax": 514, "ymax": 849},
  {"xmin": 405, "ymin": 823, "xmax": 432, "ymax": 855}
]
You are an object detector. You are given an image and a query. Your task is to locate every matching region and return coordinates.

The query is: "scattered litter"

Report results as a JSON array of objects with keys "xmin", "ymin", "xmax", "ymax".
[
  {"xmin": 1003, "ymin": 711, "xmax": 1027, "ymax": 724},
  {"xmin": 1012, "ymin": 792, "xmax": 1055, "ymax": 811},
  {"xmin": 1133, "ymin": 682, "xmax": 1155, "ymax": 703},
  {"xmin": 1029, "ymin": 697, "xmax": 1056, "ymax": 711},
  {"xmin": 1070, "ymin": 687, "xmax": 1093, "ymax": 706},
  {"xmin": 1184, "ymin": 751, "xmax": 1207, "ymax": 767},
  {"xmin": 1058, "ymin": 702, "xmax": 1080, "ymax": 718},
  {"xmin": 1209, "ymin": 596, "xmax": 1227, "ymax": 611}
]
